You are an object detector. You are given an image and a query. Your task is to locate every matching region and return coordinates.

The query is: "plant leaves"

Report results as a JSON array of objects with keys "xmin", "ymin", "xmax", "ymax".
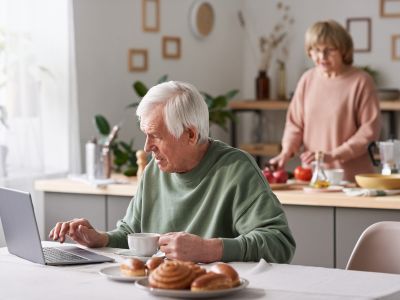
[
  {"xmin": 212, "ymin": 96, "xmax": 228, "ymax": 109},
  {"xmin": 133, "ymin": 81, "xmax": 148, "ymax": 97},
  {"xmin": 158, "ymin": 74, "xmax": 168, "ymax": 84},
  {"xmin": 126, "ymin": 101, "xmax": 140, "ymax": 109},
  {"xmin": 225, "ymin": 89, "xmax": 239, "ymax": 100},
  {"xmin": 94, "ymin": 115, "xmax": 110, "ymax": 135},
  {"xmin": 124, "ymin": 166, "xmax": 138, "ymax": 177}
]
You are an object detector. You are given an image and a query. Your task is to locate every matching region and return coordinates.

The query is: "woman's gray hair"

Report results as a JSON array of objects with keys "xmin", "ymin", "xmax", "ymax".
[{"xmin": 136, "ymin": 81, "xmax": 209, "ymax": 143}]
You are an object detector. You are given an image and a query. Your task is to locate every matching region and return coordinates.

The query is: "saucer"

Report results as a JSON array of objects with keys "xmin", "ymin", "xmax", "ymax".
[
  {"xmin": 99, "ymin": 266, "xmax": 147, "ymax": 282},
  {"xmin": 116, "ymin": 249, "xmax": 165, "ymax": 261}
]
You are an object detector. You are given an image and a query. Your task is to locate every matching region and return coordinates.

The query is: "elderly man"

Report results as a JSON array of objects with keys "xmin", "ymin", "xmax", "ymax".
[{"xmin": 50, "ymin": 81, "xmax": 295, "ymax": 263}]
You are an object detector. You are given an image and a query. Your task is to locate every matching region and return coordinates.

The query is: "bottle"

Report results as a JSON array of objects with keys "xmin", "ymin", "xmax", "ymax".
[
  {"xmin": 85, "ymin": 137, "xmax": 98, "ymax": 181},
  {"xmin": 310, "ymin": 151, "xmax": 330, "ymax": 188},
  {"xmin": 255, "ymin": 70, "xmax": 270, "ymax": 100}
]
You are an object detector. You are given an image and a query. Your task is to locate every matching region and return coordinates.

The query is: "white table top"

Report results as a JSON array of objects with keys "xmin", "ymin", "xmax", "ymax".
[{"xmin": 1, "ymin": 242, "xmax": 400, "ymax": 300}]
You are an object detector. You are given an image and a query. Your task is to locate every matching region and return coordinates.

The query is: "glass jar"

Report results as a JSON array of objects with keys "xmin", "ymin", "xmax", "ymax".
[{"xmin": 310, "ymin": 151, "xmax": 330, "ymax": 188}]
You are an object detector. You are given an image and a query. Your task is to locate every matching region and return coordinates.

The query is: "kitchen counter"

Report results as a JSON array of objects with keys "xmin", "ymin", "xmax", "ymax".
[{"xmin": 35, "ymin": 177, "xmax": 400, "ymax": 210}]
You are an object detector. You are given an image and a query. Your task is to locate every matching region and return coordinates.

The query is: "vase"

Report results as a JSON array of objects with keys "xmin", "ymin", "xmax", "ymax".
[
  {"xmin": 277, "ymin": 63, "xmax": 287, "ymax": 100},
  {"xmin": 255, "ymin": 70, "xmax": 270, "ymax": 100}
]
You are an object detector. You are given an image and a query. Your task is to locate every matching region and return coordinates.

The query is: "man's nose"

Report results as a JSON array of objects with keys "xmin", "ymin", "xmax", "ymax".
[{"xmin": 143, "ymin": 138, "xmax": 153, "ymax": 153}]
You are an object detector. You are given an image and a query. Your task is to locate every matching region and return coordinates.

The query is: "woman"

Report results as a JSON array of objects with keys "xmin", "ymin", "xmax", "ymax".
[{"xmin": 270, "ymin": 20, "xmax": 381, "ymax": 181}]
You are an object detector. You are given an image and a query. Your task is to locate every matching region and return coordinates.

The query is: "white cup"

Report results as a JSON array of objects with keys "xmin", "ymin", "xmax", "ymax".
[
  {"xmin": 127, "ymin": 233, "xmax": 160, "ymax": 256},
  {"xmin": 325, "ymin": 169, "xmax": 344, "ymax": 185}
]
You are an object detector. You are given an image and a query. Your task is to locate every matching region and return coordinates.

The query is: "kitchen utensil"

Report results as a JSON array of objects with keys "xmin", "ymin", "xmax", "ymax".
[{"xmin": 368, "ymin": 140, "xmax": 400, "ymax": 175}]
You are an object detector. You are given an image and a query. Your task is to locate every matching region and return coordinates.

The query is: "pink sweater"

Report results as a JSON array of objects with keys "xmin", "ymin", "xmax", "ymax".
[{"xmin": 282, "ymin": 67, "xmax": 381, "ymax": 181}]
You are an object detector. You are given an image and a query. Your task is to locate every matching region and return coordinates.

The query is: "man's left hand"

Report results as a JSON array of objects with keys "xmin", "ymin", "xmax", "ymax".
[{"xmin": 159, "ymin": 232, "xmax": 222, "ymax": 263}]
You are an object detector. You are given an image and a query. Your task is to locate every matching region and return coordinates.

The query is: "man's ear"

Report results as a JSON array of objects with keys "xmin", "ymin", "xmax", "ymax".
[{"xmin": 186, "ymin": 127, "xmax": 198, "ymax": 145}]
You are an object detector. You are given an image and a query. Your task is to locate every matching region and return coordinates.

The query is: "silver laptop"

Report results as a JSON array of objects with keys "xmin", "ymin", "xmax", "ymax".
[{"xmin": 0, "ymin": 187, "xmax": 114, "ymax": 265}]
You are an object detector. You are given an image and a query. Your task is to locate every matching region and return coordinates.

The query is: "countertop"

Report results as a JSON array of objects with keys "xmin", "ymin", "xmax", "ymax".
[{"xmin": 35, "ymin": 177, "xmax": 400, "ymax": 210}]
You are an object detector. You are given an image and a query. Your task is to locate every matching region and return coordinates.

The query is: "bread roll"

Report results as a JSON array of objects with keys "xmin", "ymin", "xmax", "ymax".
[
  {"xmin": 191, "ymin": 273, "xmax": 232, "ymax": 291},
  {"xmin": 149, "ymin": 260, "xmax": 194, "ymax": 289},
  {"xmin": 146, "ymin": 257, "xmax": 164, "ymax": 273},
  {"xmin": 182, "ymin": 261, "xmax": 206, "ymax": 279},
  {"xmin": 120, "ymin": 258, "xmax": 146, "ymax": 277},
  {"xmin": 210, "ymin": 263, "xmax": 240, "ymax": 287}
]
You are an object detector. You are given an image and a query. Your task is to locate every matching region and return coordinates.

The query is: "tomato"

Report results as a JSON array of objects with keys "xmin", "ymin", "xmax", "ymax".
[{"xmin": 294, "ymin": 166, "xmax": 313, "ymax": 182}]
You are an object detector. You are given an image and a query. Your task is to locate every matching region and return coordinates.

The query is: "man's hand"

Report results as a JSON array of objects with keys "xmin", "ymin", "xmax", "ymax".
[
  {"xmin": 159, "ymin": 232, "xmax": 222, "ymax": 263},
  {"xmin": 49, "ymin": 218, "xmax": 108, "ymax": 248}
]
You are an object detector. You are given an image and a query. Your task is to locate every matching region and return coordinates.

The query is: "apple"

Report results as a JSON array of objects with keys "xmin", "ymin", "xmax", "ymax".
[
  {"xmin": 272, "ymin": 169, "xmax": 289, "ymax": 183},
  {"xmin": 262, "ymin": 166, "xmax": 287, "ymax": 184},
  {"xmin": 294, "ymin": 166, "xmax": 313, "ymax": 182}
]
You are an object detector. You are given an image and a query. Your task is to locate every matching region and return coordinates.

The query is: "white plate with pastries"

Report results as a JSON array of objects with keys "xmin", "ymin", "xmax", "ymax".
[
  {"xmin": 99, "ymin": 266, "xmax": 147, "ymax": 282},
  {"xmin": 135, "ymin": 277, "xmax": 249, "ymax": 298}
]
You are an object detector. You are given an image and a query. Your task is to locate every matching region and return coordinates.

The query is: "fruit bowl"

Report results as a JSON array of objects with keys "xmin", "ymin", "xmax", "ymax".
[{"xmin": 355, "ymin": 174, "xmax": 400, "ymax": 190}]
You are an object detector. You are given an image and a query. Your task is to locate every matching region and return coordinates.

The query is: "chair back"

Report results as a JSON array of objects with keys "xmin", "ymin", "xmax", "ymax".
[{"xmin": 346, "ymin": 221, "xmax": 400, "ymax": 274}]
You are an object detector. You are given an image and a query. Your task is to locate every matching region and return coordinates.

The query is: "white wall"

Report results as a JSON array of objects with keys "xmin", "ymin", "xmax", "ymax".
[
  {"xmin": 72, "ymin": 0, "xmax": 399, "ymax": 167},
  {"xmin": 73, "ymin": 0, "xmax": 244, "ymax": 162}
]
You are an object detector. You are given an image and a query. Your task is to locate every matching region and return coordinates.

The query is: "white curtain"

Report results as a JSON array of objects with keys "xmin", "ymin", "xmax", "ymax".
[{"xmin": 0, "ymin": 0, "xmax": 80, "ymax": 181}]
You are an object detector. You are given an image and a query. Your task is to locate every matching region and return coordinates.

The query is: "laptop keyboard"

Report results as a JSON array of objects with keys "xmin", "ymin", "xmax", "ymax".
[{"xmin": 43, "ymin": 247, "xmax": 89, "ymax": 263}]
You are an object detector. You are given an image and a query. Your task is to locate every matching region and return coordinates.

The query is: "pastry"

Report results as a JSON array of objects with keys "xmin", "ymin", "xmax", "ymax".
[
  {"xmin": 149, "ymin": 260, "xmax": 194, "ymax": 289},
  {"xmin": 182, "ymin": 261, "xmax": 207, "ymax": 279},
  {"xmin": 120, "ymin": 258, "xmax": 146, "ymax": 277},
  {"xmin": 146, "ymin": 257, "xmax": 164, "ymax": 273},
  {"xmin": 191, "ymin": 272, "xmax": 232, "ymax": 291},
  {"xmin": 210, "ymin": 263, "xmax": 240, "ymax": 287}
]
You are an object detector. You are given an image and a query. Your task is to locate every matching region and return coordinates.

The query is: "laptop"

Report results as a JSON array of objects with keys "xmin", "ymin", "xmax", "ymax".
[{"xmin": 0, "ymin": 187, "xmax": 114, "ymax": 265}]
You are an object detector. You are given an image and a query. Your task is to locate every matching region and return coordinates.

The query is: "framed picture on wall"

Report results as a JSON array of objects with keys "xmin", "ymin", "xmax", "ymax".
[
  {"xmin": 380, "ymin": 0, "xmax": 400, "ymax": 18},
  {"xmin": 142, "ymin": 0, "xmax": 160, "ymax": 32},
  {"xmin": 128, "ymin": 49, "xmax": 148, "ymax": 72},
  {"xmin": 392, "ymin": 35, "xmax": 400, "ymax": 60},
  {"xmin": 162, "ymin": 36, "xmax": 181, "ymax": 59},
  {"xmin": 346, "ymin": 18, "xmax": 372, "ymax": 52}
]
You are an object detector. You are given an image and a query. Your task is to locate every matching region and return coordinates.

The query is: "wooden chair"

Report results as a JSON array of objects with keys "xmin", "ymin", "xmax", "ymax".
[{"xmin": 346, "ymin": 221, "xmax": 400, "ymax": 274}]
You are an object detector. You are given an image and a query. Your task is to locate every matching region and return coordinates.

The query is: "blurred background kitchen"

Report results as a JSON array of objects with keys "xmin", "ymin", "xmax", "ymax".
[{"xmin": 0, "ymin": 0, "xmax": 399, "ymax": 247}]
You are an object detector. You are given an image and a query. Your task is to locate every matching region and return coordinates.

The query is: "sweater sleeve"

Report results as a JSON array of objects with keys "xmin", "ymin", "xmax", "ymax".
[
  {"xmin": 281, "ymin": 75, "xmax": 307, "ymax": 155},
  {"xmin": 106, "ymin": 180, "xmax": 143, "ymax": 248},
  {"xmin": 330, "ymin": 74, "xmax": 381, "ymax": 162},
  {"xmin": 220, "ymin": 189, "xmax": 295, "ymax": 263}
]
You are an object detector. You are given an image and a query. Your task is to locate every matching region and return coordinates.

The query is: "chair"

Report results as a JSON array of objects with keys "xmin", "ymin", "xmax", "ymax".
[{"xmin": 346, "ymin": 221, "xmax": 400, "ymax": 274}]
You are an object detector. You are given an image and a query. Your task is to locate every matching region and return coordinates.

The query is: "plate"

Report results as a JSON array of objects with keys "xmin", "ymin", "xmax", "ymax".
[
  {"xmin": 99, "ymin": 266, "xmax": 147, "ymax": 282},
  {"xmin": 135, "ymin": 277, "xmax": 249, "ymax": 298},
  {"xmin": 355, "ymin": 173, "xmax": 400, "ymax": 190},
  {"xmin": 303, "ymin": 186, "xmax": 343, "ymax": 193}
]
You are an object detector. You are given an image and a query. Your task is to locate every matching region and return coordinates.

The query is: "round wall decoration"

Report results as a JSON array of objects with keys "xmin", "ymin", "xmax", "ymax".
[{"xmin": 189, "ymin": 1, "xmax": 215, "ymax": 39}]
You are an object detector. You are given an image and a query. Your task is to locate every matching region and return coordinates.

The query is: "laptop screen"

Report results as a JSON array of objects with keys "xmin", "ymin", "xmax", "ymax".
[{"xmin": 0, "ymin": 187, "xmax": 46, "ymax": 264}]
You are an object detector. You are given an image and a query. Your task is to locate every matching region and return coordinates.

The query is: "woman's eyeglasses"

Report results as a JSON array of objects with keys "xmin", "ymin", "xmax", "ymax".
[{"xmin": 310, "ymin": 47, "xmax": 338, "ymax": 57}]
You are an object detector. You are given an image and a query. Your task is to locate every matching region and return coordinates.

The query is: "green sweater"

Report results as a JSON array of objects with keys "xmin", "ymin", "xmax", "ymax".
[{"xmin": 107, "ymin": 140, "xmax": 295, "ymax": 262}]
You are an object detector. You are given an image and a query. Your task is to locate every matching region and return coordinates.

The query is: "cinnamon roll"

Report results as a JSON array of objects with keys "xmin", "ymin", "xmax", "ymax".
[
  {"xmin": 120, "ymin": 258, "xmax": 146, "ymax": 277},
  {"xmin": 191, "ymin": 273, "xmax": 232, "ymax": 291},
  {"xmin": 210, "ymin": 263, "xmax": 240, "ymax": 287},
  {"xmin": 149, "ymin": 260, "xmax": 194, "ymax": 289}
]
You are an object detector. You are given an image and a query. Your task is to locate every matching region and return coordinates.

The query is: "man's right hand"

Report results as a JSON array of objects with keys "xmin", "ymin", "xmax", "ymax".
[{"xmin": 49, "ymin": 218, "xmax": 108, "ymax": 248}]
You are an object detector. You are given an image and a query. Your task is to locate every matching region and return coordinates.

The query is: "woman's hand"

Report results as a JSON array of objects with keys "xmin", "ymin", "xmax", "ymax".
[
  {"xmin": 300, "ymin": 151, "xmax": 334, "ymax": 165},
  {"xmin": 269, "ymin": 152, "xmax": 292, "ymax": 169}
]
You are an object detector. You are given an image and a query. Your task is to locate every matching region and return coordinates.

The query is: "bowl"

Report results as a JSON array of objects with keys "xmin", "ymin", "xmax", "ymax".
[{"xmin": 355, "ymin": 174, "xmax": 400, "ymax": 190}]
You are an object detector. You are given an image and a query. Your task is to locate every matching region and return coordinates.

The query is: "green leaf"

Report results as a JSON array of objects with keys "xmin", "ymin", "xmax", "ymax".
[
  {"xmin": 94, "ymin": 115, "xmax": 110, "ymax": 135},
  {"xmin": 212, "ymin": 96, "xmax": 228, "ymax": 109},
  {"xmin": 124, "ymin": 166, "xmax": 138, "ymax": 177},
  {"xmin": 126, "ymin": 101, "xmax": 140, "ymax": 109},
  {"xmin": 224, "ymin": 89, "xmax": 239, "ymax": 100},
  {"xmin": 133, "ymin": 81, "xmax": 148, "ymax": 97},
  {"xmin": 157, "ymin": 74, "xmax": 168, "ymax": 84}
]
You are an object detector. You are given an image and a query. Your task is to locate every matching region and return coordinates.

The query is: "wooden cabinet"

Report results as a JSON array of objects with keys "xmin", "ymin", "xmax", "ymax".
[{"xmin": 229, "ymin": 99, "xmax": 400, "ymax": 162}]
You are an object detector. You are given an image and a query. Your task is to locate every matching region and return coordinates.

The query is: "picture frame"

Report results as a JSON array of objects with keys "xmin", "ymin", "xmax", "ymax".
[
  {"xmin": 346, "ymin": 18, "xmax": 372, "ymax": 52},
  {"xmin": 142, "ymin": 0, "xmax": 160, "ymax": 32},
  {"xmin": 128, "ymin": 49, "xmax": 148, "ymax": 72},
  {"xmin": 162, "ymin": 36, "xmax": 181, "ymax": 59},
  {"xmin": 392, "ymin": 35, "xmax": 400, "ymax": 60},
  {"xmin": 380, "ymin": 0, "xmax": 400, "ymax": 18}
]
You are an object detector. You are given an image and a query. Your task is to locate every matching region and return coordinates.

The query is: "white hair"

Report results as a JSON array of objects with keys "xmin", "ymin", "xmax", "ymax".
[{"xmin": 136, "ymin": 81, "xmax": 209, "ymax": 143}]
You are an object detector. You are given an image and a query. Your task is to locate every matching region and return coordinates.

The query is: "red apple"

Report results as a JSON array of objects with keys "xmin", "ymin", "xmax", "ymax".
[
  {"xmin": 294, "ymin": 166, "xmax": 313, "ymax": 182},
  {"xmin": 272, "ymin": 169, "xmax": 288, "ymax": 183}
]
